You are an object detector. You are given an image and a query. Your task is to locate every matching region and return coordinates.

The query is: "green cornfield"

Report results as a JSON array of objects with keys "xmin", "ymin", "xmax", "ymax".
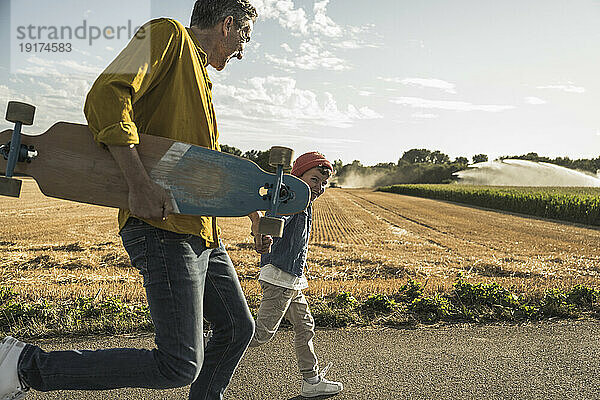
[{"xmin": 378, "ymin": 184, "xmax": 600, "ymax": 226}]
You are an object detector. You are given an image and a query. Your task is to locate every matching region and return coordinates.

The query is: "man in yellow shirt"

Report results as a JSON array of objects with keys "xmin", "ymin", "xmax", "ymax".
[{"xmin": 0, "ymin": 2, "xmax": 264, "ymax": 399}]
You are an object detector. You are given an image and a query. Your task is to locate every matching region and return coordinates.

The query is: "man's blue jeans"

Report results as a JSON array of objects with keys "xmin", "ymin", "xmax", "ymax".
[{"xmin": 18, "ymin": 218, "xmax": 255, "ymax": 399}]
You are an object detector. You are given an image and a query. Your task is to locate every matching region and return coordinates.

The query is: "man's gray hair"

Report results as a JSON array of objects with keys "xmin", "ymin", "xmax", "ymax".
[{"xmin": 190, "ymin": 0, "xmax": 258, "ymax": 29}]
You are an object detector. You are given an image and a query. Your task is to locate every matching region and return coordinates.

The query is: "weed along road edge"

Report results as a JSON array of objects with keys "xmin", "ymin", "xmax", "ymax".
[{"xmin": 28, "ymin": 320, "xmax": 600, "ymax": 400}]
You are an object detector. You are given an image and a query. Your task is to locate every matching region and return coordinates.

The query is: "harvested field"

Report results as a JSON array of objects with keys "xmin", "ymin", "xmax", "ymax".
[{"xmin": 2, "ymin": 179, "xmax": 600, "ymax": 305}]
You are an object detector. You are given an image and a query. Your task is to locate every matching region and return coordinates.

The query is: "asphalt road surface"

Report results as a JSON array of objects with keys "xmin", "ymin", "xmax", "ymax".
[{"xmin": 26, "ymin": 320, "xmax": 600, "ymax": 400}]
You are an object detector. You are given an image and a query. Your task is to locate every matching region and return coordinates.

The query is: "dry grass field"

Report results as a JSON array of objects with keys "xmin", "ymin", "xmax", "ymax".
[{"xmin": 2, "ymin": 178, "xmax": 600, "ymax": 307}]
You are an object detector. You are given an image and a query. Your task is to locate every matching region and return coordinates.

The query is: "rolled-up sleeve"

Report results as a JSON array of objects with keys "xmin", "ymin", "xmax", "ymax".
[
  {"xmin": 84, "ymin": 19, "xmax": 182, "ymax": 147},
  {"xmin": 95, "ymin": 121, "xmax": 138, "ymax": 146}
]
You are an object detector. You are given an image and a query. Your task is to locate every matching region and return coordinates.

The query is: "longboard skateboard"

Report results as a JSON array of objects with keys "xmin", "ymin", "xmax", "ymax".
[{"xmin": 0, "ymin": 101, "xmax": 310, "ymax": 236}]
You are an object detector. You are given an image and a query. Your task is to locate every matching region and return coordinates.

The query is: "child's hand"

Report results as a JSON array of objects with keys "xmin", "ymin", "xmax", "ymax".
[
  {"xmin": 250, "ymin": 213, "xmax": 273, "ymax": 253},
  {"xmin": 253, "ymin": 234, "xmax": 273, "ymax": 254}
]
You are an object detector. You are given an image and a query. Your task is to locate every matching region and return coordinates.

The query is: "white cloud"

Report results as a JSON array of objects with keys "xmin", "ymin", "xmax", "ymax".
[
  {"xmin": 254, "ymin": 1, "xmax": 377, "ymax": 73},
  {"xmin": 412, "ymin": 113, "xmax": 439, "ymax": 119},
  {"xmin": 331, "ymin": 40, "xmax": 361, "ymax": 49},
  {"xmin": 16, "ymin": 56, "xmax": 102, "ymax": 77},
  {"xmin": 254, "ymin": 0, "xmax": 375, "ymax": 50},
  {"xmin": 253, "ymin": 0, "xmax": 309, "ymax": 35},
  {"xmin": 0, "ymin": 73, "xmax": 92, "ymax": 133},
  {"xmin": 4, "ymin": 59, "xmax": 96, "ymax": 131},
  {"xmin": 402, "ymin": 78, "xmax": 456, "ymax": 93},
  {"xmin": 265, "ymin": 53, "xmax": 348, "ymax": 71},
  {"xmin": 391, "ymin": 96, "xmax": 514, "ymax": 112},
  {"xmin": 310, "ymin": 0, "xmax": 343, "ymax": 37},
  {"xmin": 265, "ymin": 38, "xmax": 349, "ymax": 71},
  {"xmin": 255, "ymin": 0, "xmax": 354, "ymax": 38},
  {"xmin": 346, "ymin": 104, "xmax": 382, "ymax": 120},
  {"xmin": 359, "ymin": 91, "xmax": 374, "ymax": 97},
  {"xmin": 537, "ymin": 83, "xmax": 586, "ymax": 93},
  {"xmin": 525, "ymin": 96, "xmax": 546, "ymax": 105},
  {"xmin": 380, "ymin": 77, "xmax": 457, "ymax": 93},
  {"xmin": 213, "ymin": 76, "xmax": 381, "ymax": 130},
  {"xmin": 331, "ymin": 24, "xmax": 381, "ymax": 49},
  {"xmin": 0, "ymin": 85, "xmax": 9, "ymax": 100},
  {"xmin": 260, "ymin": 133, "xmax": 361, "ymax": 144}
]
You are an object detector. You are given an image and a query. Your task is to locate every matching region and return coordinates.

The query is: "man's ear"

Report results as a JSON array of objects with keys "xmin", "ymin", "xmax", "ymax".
[{"xmin": 222, "ymin": 15, "xmax": 234, "ymax": 36}]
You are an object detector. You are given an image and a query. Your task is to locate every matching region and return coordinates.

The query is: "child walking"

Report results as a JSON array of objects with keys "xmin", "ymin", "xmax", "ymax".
[{"xmin": 249, "ymin": 152, "xmax": 343, "ymax": 398}]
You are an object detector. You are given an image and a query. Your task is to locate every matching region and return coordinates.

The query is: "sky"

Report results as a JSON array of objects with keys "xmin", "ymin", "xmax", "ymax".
[{"xmin": 1, "ymin": 0, "xmax": 599, "ymax": 165}]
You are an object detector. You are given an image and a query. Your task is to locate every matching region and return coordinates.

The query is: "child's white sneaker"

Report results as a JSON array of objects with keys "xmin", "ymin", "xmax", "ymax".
[
  {"xmin": 300, "ymin": 363, "xmax": 343, "ymax": 397},
  {"xmin": 0, "ymin": 337, "xmax": 29, "ymax": 400}
]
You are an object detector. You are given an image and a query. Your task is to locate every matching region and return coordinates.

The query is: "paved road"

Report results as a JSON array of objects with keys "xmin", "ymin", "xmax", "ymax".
[{"xmin": 27, "ymin": 320, "xmax": 600, "ymax": 400}]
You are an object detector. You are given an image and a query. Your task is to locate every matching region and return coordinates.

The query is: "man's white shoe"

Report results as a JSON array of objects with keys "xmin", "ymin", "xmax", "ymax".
[
  {"xmin": 0, "ymin": 337, "xmax": 29, "ymax": 400},
  {"xmin": 300, "ymin": 363, "xmax": 343, "ymax": 398}
]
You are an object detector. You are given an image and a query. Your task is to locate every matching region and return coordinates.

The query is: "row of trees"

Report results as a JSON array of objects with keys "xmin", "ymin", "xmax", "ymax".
[
  {"xmin": 332, "ymin": 149, "xmax": 491, "ymax": 187},
  {"xmin": 398, "ymin": 149, "xmax": 488, "ymax": 165}
]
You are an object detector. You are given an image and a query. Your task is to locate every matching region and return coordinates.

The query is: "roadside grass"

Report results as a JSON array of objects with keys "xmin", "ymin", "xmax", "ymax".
[
  {"xmin": 311, "ymin": 276, "xmax": 600, "ymax": 328},
  {"xmin": 0, "ymin": 286, "xmax": 152, "ymax": 338},
  {"xmin": 2, "ymin": 276, "xmax": 600, "ymax": 339}
]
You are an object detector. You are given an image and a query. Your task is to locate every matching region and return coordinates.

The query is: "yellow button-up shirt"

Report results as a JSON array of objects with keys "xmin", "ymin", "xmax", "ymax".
[{"xmin": 84, "ymin": 18, "xmax": 221, "ymax": 247}]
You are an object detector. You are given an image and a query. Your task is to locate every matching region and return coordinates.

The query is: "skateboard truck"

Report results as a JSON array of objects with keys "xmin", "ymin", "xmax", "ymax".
[
  {"xmin": 258, "ymin": 146, "xmax": 295, "ymax": 237},
  {"xmin": 0, "ymin": 142, "xmax": 38, "ymax": 164},
  {"xmin": 0, "ymin": 101, "xmax": 36, "ymax": 197}
]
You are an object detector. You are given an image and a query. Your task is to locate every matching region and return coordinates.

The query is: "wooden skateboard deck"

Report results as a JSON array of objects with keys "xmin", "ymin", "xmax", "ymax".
[{"xmin": 0, "ymin": 122, "xmax": 310, "ymax": 217}]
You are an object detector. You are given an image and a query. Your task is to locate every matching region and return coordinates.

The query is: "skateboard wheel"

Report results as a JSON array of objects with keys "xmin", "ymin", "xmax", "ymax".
[
  {"xmin": 268, "ymin": 146, "xmax": 294, "ymax": 169},
  {"xmin": 258, "ymin": 216, "xmax": 285, "ymax": 237},
  {"xmin": 6, "ymin": 101, "xmax": 36, "ymax": 126},
  {"xmin": 0, "ymin": 176, "xmax": 22, "ymax": 198}
]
